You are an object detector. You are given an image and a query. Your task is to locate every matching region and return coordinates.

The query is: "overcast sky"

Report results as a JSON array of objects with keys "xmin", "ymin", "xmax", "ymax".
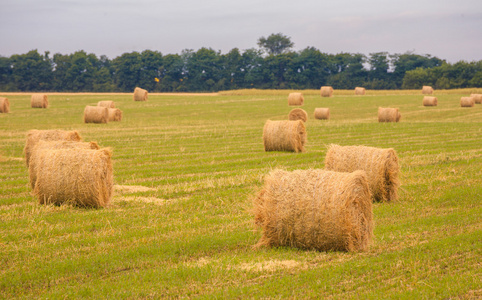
[{"xmin": 1, "ymin": 0, "xmax": 481, "ymax": 63}]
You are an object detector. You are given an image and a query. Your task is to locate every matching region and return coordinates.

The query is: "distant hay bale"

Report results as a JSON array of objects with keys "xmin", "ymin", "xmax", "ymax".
[
  {"xmin": 288, "ymin": 108, "xmax": 308, "ymax": 122},
  {"xmin": 422, "ymin": 86, "xmax": 434, "ymax": 94},
  {"xmin": 107, "ymin": 108, "xmax": 123, "ymax": 122},
  {"xmin": 314, "ymin": 108, "xmax": 330, "ymax": 120},
  {"xmin": 31, "ymin": 94, "xmax": 48, "ymax": 108},
  {"xmin": 28, "ymin": 140, "xmax": 100, "ymax": 189},
  {"xmin": 423, "ymin": 96, "xmax": 438, "ymax": 106},
  {"xmin": 24, "ymin": 129, "xmax": 82, "ymax": 167},
  {"xmin": 32, "ymin": 148, "xmax": 113, "ymax": 208},
  {"xmin": 0, "ymin": 97, "xmax": 9, "ymax": 113},
  {"xmin": 460, "ymin": 97, "xmax": 475, "ymax": 107},
  {"xmin": 320, "ymin": 86, "xmax": 334, "ymax": 97},
  {"xmin": 253, "ymin": 168, "xmax": 373, "ymax": 252},
  {"xmin": 97, "ymin": 101, "xmax": 115, "ymax": 108},
  {"xmin": 470, "ymin": 94, "xmax": 482, "ymax": 104},
  {"xmin": 354, "ymin": 87, "xmax": 366, "ymax": 95},
  {"xmin": 84, "ymin": 106, "xmax": 108, "ymax": 123},
  {"xmin": 324, "ymin": 144, "xmax": 400, "ymax": 202},
  {"xmin": 263, "ymin": 120, "xmax": 306, "ymax": 153},
  {"xmin": 133, "ymin": 87, "xmax": 148, "ymax": 101},
  {"xmin": 287, "ymin": 93, "xmax": 304, "ymax": 106},
  {"xmin": 378, "ymin": 107, "xmax": 401, "ymax": 122}
]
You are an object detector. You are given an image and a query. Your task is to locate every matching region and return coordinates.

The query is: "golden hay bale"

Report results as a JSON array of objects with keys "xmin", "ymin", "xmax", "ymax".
[
  {"xmin": 84, "ymin": 106, "xmax": 108, "ymax": 123},
  {"xmin": 97, "ymin": 101, "xmax": 115, "ymax": 108},
  {"xmin": 253, "ymin": 168, "xmax": 373, "ymax": 252},
  {"xmin": 422, "ymin": 86, "xmax": 434, "ymax": 94},
  {"xmin": 324, "ymin": 144, "xmax": 400, "ymax": 202},
  {"xmin": 460, "ymin": 97, "xmax": 475, "ymax": 107},
  {"xmin": 378, "ymin": 107, "xmax": 401, "ymax": 122},
  {"xmin": 28, "ymin": 140, "xmax": 100, "ymax": 189},
  {"xmin": 133, "ymin": 87, "xmax": 148, "ymax": 101},
  {"xmin": 470, "ymin": 94, "xmax": 482, "ymax": 104},
  {"xmin": 107, "ymin": 108, "xmax": 123, "ymax": 122},
  {"xmin": 31, "ymin": 94, "xmax": 48, "ymax": 108},
  {"xmin": 288, "ymin": 108, "xmax": 308, "ymax": 122},
  {"xmin": 32, "ymin": 148, "xmax": 113, "ymax": 208},
  {"xmin": 287, "ymin": 93, "xmax": 304, "ymax": 106},
  {"xmin": 314, "ymin": 108, "xmax": 330, "ymax": 120},
  {"xmin": 24, "ymin": 129, "xmax": 82, "ymax": 167},
  {"xmin": 354, "ymin": 87, "xmax": 366, "ymax": 95},
  {"xmin": 0, "ymin": 97, "xmax": 9, "ymax": 113},
  {"xmin": 263, "ymin": 120, "xmax": 306, "ymax": 153},
  {"xmin": 320, "ymin": 86, "xmax": 334, "ymax": 97},
  {"xmin": 422, "ymin": 96, "xmax": 438, "ymax": 106}
]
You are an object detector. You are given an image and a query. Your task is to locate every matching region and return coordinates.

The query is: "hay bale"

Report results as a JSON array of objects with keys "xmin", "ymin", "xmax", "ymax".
[
  {"xmin": 324, "ymin": 144, "xmax": 400, "ymax": 202},
  {"xmin": 288, "ymin": 108, "xmax": 308, "ymax": 122},
  {"xmin": 354, "ymin": 87, "xmax": 366, "ymax": 95},
  {"xmin": 0, "ymin": 97, "xmax": 9, "ymax": 113},
  {"xmin": 107, "ymin": 108, "xmax": 122, "ymax": 122},
  {"xmin": 422, "ymin": 96, "xmax": 438, "ymax": 106},
  {"xmin": 133, "ymin": 87, "xmax": 148, "ymax": 101},
  {"xmin": 314, "ymin": 108, "xmax": 330, "ymax": 120},
  {"xmin": 460, "ymin": 97, "xmax": 475, "ymax": 107},
  {"xmin": 31, "ymin": 94, "xmax": 48, "ymax": 108},
  {"xmin": 320, "ymin": 86, "xmax": 334, "ymax": 97},
  {"xmin": 253, "ymin": 168, "xmax": 373, "ymax": 252},
  {"xmin": 263, "ymin": 120, "xmax": 306, "ymax": 153},
  {"xmin": 24, "ymin": 129, "xmax": 82, "ymax": 167},
  {"xmin": 97, "ymin": 101, "xmax": 115, "ymax": 108},
  {"xmin": 422, "ymin": 86, "xmax": 434, "ymax": 94},
  {"xmin": 287, "ymin": 93, "xmax": 304, "ymax": 106},
  {"xmin": 28, "ymin": 140, "xmax": 100, "ymax": 189},
  {"xmin": 378, "ymin": 107, "xmax": 401, "ymax": 122},
  {"xmin": 84, "ymin": 106, "xmax": 108, "ymax": 123},
  {"xmin": 32, "ymin": 148, "xmax": 113, "ymax": 208},
  {"xmin": 470, "ymin": 94, "xmax": 482, "ymax": 104}
]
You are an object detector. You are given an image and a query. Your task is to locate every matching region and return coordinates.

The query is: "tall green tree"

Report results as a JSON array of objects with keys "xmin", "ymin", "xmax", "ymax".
[
  {"xmin": 257, "ymin": 33, "xmax": 294, "ymax": 56},
  {"xmin": 10, "ymin": 50, "xmax": 52, "ymax": 91}
]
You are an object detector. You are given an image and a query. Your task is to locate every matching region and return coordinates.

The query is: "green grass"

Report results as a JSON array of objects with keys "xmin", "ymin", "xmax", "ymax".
[{"xmin": 0, "ymin": 91, "xmax": 481, "ymax": 299}]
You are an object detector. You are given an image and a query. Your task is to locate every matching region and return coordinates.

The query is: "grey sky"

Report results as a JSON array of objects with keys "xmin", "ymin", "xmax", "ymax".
[{"xmin": 1, "ymin": 0, "xmax": 481, "ymax": 63}]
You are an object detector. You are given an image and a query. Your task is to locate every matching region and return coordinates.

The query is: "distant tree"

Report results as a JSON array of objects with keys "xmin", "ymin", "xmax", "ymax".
[{"xmin": 257, "ymin": 33, "xmax": 294, "ymax": 56}]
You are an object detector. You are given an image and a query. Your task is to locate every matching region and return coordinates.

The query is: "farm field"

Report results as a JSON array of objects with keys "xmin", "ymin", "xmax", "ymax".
[{"xmin": 0, "ymin": 89, "xmax": 481, "ymax": 299}]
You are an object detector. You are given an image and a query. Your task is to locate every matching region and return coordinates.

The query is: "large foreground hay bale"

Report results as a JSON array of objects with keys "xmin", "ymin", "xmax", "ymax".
[
  {"xmin": 288, "ymin": 108, "xmax": 308, "ymax": 122},
  {"xmin": 287, "ymin": 93, "xmax": 304, "ymax": 106},
  {"xmin": 0, "ymin": 97, "xmax": 9, "ymax": 113},
  {"xmin": 460, "ymin": 97, "xmax": 474, "ymax": 107},
  {"xmin": 84, "ymin": 106, "xmax": 108, "ymax": 123},
  {"xmin": 31, "ymin": 94, "xmax": 48, "ymax": 108},
  {"xmin": 422, "ymin": 86, "xmax": 434, "ymax": 94},
  {"xmin": 107, "ymin": 108, "xmax": 122, "ymax": 122},
  {"xmin": 97, "ymin": 101, "xmax": 115, "ymax": 108},
  {"xmin": 32, "ymin": 148, "xmax": 113, "ymax": 208},
  {"xmin": 263, "ymin": 120, "xmax": 306, "ymax": 153},
  {"xmin": 325, "ymin": 144, "xmax": 400, "ymax": 202},
  {"xmin": 320, "ymin": 86, "xmax": 334, "ymax": 97},
  {"xmin": 314, "ymin": 108, "xmax": 330, "ymax": 120},
  {"xmin": 378, "ymin": 107, "xmax": 401, "ymax": 122},
  {"xmin": 354, "ymin": 87, "xmax": 366, "ymax": 95},
  {"xmin": 24, "ymin": 129, "xmax": 82, "ymax": 167},
  {"xmin": 133, "ymin": 87, "xmax": 148, "ymax": 101},
  {"xmin": 253, "ymin": 168, "xmax": 373, "ymax": 252},
  {"xmin": 470, "ymin": 94, "xmax": 482, "ymax": 104},
  {"xmin": 423, "ymin": 96, "xmax": 438, "ymax": 106},
  {"xmin": 28, "ymin": 140, "xmax": 100, "ymax": 189}
]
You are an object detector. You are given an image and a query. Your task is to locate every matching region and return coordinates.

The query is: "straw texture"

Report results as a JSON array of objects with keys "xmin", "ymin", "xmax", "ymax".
[
  {"xmin": 378, "ymin": 107, "xmax": 401, "ymax": 122},
  {"xmin": 320, "ymin": 86, "xmax": 334, "ymax": 97},
  {"xmin": 470, "ymin": 94, "xmax": 482, "ymax": 104},
  {"xmin": 84, "ymin": 106, "xmax": 108, "ymax": 123},
  {"xmin": 31, "ymin": 94, "xmax": 48, "ymax": 108},
  {"xmin": 133, "ymin": 87, "xmax": 148, "ymax": 101},
  {"xmin": 422, "ymin": 86, "xmax": 434, "ymax": 95},
  {"xmin": 460, "ymin": 97, "xmax": 475, "ymax": 107},
  {"xmin": 314, "ymin": 108, "xmax": 330, "ymax": 120},
  {"xmin": 288, "ymin": 108, "xmax": 308, "ymax": 122},
  {"xmin": 107, "ymin": 108, "xmax": 122, "ymax": 122},
  {"xmin": 287, "ymin": 93, "xmax": 304, "ymax": 106},
  {"xmin": 97, "ymin": 101, "xmax": 115, "ymax": 108},
  {"xmin": 423, "ymin": 96, "xmax": 438, "ymax": 106},
  {"xmin": 355, "ymin": 87, "xmax": 366, "ymax": 95},
  {"xmin": 263, "ymin": 120, "xmax": 306, "ymax": 153},
  {"xmin": 0, "ymin": 97, "xmax": 9, "ymax": 113}
]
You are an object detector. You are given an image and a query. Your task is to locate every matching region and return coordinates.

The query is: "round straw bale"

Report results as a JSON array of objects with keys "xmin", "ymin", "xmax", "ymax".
[
  {"xmin": 253, "ymin": 168, "xmax": 373, "ymax": 252},
  {"xmin": 378, "ymin": 107, "xmax": 401, "ymax": 122},
  {"xmin": 31, "ymin": 94, "xmax": 48, "ymax": 108},
  {"xmin": 107, "ymin": 108, "xmax": 123, "ymax": 122},
  {"xmin": 32, "ymin": 148, "xmax": 113, "ymax": 207},
  {"xmin": 97, "ymin": 101, "xmax": 115, "ymax": 108},
  {"xmin": 324, "ymin": 144, "xmax": 400, "ymax": 202},
  {"xmin": 354, "ymin": 87, "xmax": 366, "ymax": 95},
  {"xmin": 422, "ymin": 96, "xmax": 438, "ymax": 106},
  {"xmin": 84, "ymin": 106, "xmax": 109, "ymax": 123},
  {"xmin": 422, "ymin": 86, "xmax": 434, "ymax": 95},
  {"xmin": 0, "ymin": 97, "xmax": 10, "ymax": 113},
  {"xmin": 460, "ymin": 97, "xmax": 474, "ymax": 107},
  {"xmin": 28, "ymin": 140, "xmax": 100, "ymax": 189},
  {"xmin": 133, "ymin": 87, "xmax": 148, "ymax": 101},
  {"xmin": 314, "ymin": 108, "xmax": 330, "ymax": 120},
  {"xmin": 24, "ymin": 129, "xmax": 82, "ymax": 167},
  {"xmin": 320, "ymin": 86, "xmax": 334, "ymax": 97},
  {"xmin": 470, "ymin": 94, "xmax": 482, "ymax": 104},
  {"xmin": 288, "ymin": 108, "xmax": 308, "ymax": 122},
  {"xmin": 263, "ymin": 120, "xmax": 306, "ymax": 153},
  {"xmin": 287, "ymin": 93, "xmax": 304, "ymax": 106}
]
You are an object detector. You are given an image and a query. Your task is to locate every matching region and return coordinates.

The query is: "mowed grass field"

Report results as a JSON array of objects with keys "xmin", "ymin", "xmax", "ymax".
[{"xmin": 0, "ymin": 89, "xmax": 481, "ymax": 299}]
